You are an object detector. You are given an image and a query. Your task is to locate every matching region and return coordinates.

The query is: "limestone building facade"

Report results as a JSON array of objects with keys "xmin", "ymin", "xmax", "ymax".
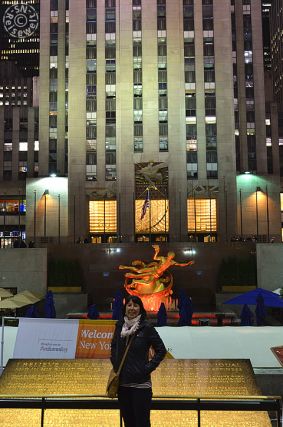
[{"xmin": 1, "ymin": 0, "xmax": 281, "ymax": 245}]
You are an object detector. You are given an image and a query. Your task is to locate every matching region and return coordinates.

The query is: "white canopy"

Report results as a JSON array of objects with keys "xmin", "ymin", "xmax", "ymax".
[
  {"xmin": 0, "ymin": 288, "xmax": 13, "ymax": 298},
  {"xmin": 0, "ymin": 290, "xmax": 42, "ymax": 309},
  {"xmin": 0, "ymin": 299, "xmax": 23, "ymax": 309},
  {"xmin": 273, "ymin": 288, "xmax": 282, "ymax": 296}
]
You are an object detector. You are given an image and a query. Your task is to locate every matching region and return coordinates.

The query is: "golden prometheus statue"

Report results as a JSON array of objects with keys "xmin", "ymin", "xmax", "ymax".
[{"xmin": 119, "ymin": 245, "xmax": 194, "ymax": 311}]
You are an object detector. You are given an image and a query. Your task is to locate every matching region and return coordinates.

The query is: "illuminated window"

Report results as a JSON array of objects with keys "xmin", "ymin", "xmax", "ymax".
[
  {"xmin": 89, "ymin": 200, "xmax": 117, "ymax": 233},
  {"xmin": 0, "ymin": 200, "xmax": 26, "ymax": 214},
  {"xmin": 4, "ymin": 143, "xmax": 12, "ymax": 151},
  {"xmin": 135, "ymin": 199, "xmax": 169, "ymax": 234},
  {"xmin": 280, "ymin": 194, "xmax": 283, "ymax": 211},
  {"xmin": 19, "ymin": 142, "xmax": 28, "ymax": 151},
  {"xmin": 187, "ymin": 198, "xmax": 217, "ymax": 232}
]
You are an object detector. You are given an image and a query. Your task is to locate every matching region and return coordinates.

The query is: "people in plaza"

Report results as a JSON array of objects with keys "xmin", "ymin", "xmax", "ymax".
[
  {"xmin": 110, "ymin": 295, "xmax": 166, "ymax": 427},
  {"xmin": 13, "ymin": 238, "xmax": 27, "ymax": 248},
  {"xmin": 13, "ymin": 238, "xmax": 20, "ymax": 248}
]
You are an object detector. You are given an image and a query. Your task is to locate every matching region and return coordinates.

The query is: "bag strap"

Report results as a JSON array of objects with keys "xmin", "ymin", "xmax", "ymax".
[{"xmin": 116, "ymin": 334, "xmax": 135, "ymax": 375}]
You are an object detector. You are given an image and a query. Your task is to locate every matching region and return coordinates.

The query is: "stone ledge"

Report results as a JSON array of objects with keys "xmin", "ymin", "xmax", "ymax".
[{"xmin": 48, "ymin": 286, "xmax": 82, "ymax": 293}]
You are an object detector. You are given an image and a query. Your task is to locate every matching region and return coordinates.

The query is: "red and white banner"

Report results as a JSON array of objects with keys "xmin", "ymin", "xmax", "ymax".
[{"xmin": 75, "ymin": 320, "xmax": 115, "ymax": 359}]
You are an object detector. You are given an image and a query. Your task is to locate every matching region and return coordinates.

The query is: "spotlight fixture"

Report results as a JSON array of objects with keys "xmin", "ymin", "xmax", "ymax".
[
  {"xmin": 105, "ymin": 247, "xmax": 121, "ymax": 255},
  {"xmin": 256, "ymin": 186, "xmax": 263, "ymax": 192},
  {"xmin": 43, "ymin": 189, "xmax": 49, "ymax": 196},
  {"xmin": 183, "ymin": 248, "xmax": 196, "ymax": 256}
]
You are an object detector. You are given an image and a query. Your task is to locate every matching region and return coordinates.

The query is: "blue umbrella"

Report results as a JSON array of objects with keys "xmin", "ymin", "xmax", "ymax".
[
  {"xmin": 178, "ymin": 291, "xmax": 193, "ymax": 326},
  {"xmin": 157, "ymin": 303, "xmax": 167, "ymax": 326},
  {"xmin": 255, "ymin": 294, "xmax": 266, "ymax": 326},
  {"xmin": 44, "ymin": 291, "xmax": 56, "ymax": 318},
  {"xmin": 240, "ymin": 304, "xmax": 253, "ymax": 326},
  {"xmin": 224, "ymin": 288, "xmax": 283, "ymax": 308},
  {"xmin": 87, "ymin": 304, "xmax": 100, "ymax": 319},
  {"xmin": 112, "ymin": 290, "xmax": 123, "ymax": 320},
  {"xmin": 25, "ymin": 304, "xmax": 38, "ymax": 318}
]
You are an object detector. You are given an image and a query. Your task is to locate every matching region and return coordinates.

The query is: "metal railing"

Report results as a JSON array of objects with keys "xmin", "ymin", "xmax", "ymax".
[{"xmin": 0, "ymin": 395, "xmax": 281, "ymax": 427}]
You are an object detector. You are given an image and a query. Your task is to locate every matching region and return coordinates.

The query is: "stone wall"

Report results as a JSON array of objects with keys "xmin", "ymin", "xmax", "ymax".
[
  {"xmin": 256, "ymin": 244, "xmax": 283, "ymax": 291},
  {"xmin": 0, "ymin": 248, "xmax": 47, "ymax": 295}
]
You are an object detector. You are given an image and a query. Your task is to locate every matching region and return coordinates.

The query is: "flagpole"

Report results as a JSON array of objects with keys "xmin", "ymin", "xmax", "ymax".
[
  {"xmin": 118, "ymin": 192, "xmax": 121, "ymax": 242},
  {"xmin": 133, "ymin": 191, "xmax": 135, "ymax": 243},
  {"xmin": 209, "ymin": 188, "xmax": 212, "ymax": 240},
  {"xmin": 164, "ymin": 195, "xmax": 167, "ymax": 240},
  {"xmin": 193, "ymin": 188, "xmax": 197, "ymax": 241},
  {"xmin": 149, "ymin": 188, "xmax": 152, "ymax": 244}
]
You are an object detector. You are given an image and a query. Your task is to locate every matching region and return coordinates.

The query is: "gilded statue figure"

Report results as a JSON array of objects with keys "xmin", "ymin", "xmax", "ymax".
[{"xmin": 119, "ymin": 245, "xmax": 194, "ymax": 310}]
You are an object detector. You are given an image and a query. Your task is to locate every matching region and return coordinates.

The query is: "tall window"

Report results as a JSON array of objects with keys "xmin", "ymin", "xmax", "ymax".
[
  {"xmin": 135, "ymin": 199, "xmax": 169, "ymax": 234},
  {"xmin": 105, "ymin": 1, "xmax": 116, "ymax": 180},
  {"xmin": 89, "ymin": 200, "xmax": 117, "ymax": 233},
  {"xmin": 49, "ymin": 0, "xmax": 59, "ymax": 174},
  {"xmin": 133, "ymin": 0, "xmax": 143, "ymax": 152},
  {"xmin": 187, "ymin": 198, "xmax": 217, "ymax": 235},
  {"xmin": 86, "ymin": 0, "xmax": 97, "ymax": 181},
  {"xmin": 184, "ymin": 0, "xmax": 197, "ymax": 178},
  {"xmin": 202, "ymin": 0, "xmax": 217, "ymax": 179}
]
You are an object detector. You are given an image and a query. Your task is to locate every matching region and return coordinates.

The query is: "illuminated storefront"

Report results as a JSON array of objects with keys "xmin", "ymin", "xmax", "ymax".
[
  {"xmin": 0, "ymin": 197, "xmax": 26, "ymax": 247},
  {"xmin": 187, "ymin": 198, "xmax": 217, "ymax": 242},
  {"xmin": 135, "ymin": 199, "xmax": 169, "ymax": 242},
  {"xmin": 89, "ymin": 200, "xmax": 117, "ymax": 243}
]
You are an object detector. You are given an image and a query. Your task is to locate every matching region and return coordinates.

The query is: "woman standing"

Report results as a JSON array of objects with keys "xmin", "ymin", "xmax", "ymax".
[{"xmin": 110, "ymin": 295, "xmax": 166, "ymax": 427}]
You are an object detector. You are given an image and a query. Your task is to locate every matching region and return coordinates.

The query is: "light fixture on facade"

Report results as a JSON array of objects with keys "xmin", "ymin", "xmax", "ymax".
[
  {"xmin": 183, "ymin": 247, "xmax": 196, "ymax": 256},
  {"xmin": 105, "ymin": 247, "xmax": 121, "ymax": 255},
  {"xmin": 43, "ymin": 190, "xmax": 49, "ymax": 238}
]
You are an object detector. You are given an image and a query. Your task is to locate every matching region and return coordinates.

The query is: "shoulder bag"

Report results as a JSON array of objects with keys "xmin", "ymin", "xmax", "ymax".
[{"xmin": 106, "ymin": 335, "xmax": 134, "ymax": 398}]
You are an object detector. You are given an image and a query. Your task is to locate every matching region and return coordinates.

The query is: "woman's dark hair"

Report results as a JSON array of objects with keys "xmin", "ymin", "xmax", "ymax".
[{"xmin": 123, "ymin": 295, "xmax": 147, "ymax": 320}]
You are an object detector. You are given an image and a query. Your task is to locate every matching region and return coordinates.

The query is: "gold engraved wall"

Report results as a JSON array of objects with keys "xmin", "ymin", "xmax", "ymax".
[{"xmin": 0, "ymin": 359, "xmax": 272, "ymax": 427}]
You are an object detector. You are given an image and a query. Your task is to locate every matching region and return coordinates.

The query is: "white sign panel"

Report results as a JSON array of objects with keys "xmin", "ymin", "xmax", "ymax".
[
  {"xmin": 13, "ymin": 318, "xmax": 79, "ymax": 359},
  {"xmin": 156, "ymin": 326, "xmax": 283, "ymax": 368}
]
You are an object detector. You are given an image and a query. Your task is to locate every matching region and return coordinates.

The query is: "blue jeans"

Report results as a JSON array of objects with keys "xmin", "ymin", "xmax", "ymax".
[{"xmin": 118, "ymin": 386, "xmax": 152, "ymax": 427}]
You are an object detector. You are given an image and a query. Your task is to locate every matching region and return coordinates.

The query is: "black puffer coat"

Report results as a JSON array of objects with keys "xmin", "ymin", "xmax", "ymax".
[{"xmin": 110, "ymin": 319, "xmax": 167, "ymax": 385}]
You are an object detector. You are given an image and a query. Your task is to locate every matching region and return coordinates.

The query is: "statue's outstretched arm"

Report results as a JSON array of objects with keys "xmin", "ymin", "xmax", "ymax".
[
  {"xmin": 119, "ymin": 265, "xmax": 139, "ymax": 272},
  {"xmin": 173, "ymin": 260, "xmax": 194, "ymax": 267}
]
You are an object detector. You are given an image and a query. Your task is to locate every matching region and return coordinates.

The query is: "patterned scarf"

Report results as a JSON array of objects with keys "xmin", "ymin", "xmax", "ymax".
[{"xmin": 121, "ymin": 314, "xmax": 141, "ymax": 338}]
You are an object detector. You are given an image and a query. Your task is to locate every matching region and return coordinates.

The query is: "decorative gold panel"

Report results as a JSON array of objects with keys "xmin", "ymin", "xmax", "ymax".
[
  {"xmin": 135, "ymin": 199, "xmax": 169, "ymax": 233},
  {"xmin": 89, "ymin": 200, "xmax": 117, "ymax": 233},
  {"xmin": 187, "ymin": 198, "xmax": 217, "ymax": 232},
  {"xmin": 0, "ymin": 359, "xmax": 271, "ymax": 426},
  {"xmin": 0, "ymin": 408, "xmax": 270, "ymax": 427},
  {"xmin": 0, "ymin": 409, "xmax": 119, "ymax": 427}
]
